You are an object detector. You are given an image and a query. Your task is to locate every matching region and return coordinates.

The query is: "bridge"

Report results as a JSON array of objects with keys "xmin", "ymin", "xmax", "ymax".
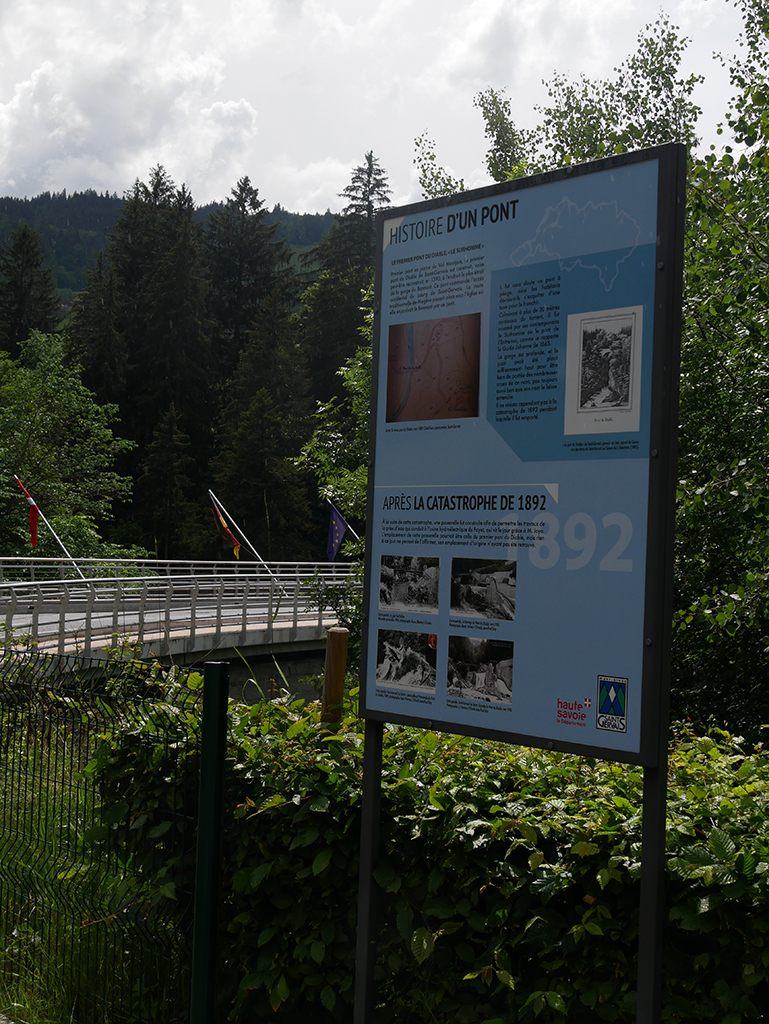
[{"xmin": 0, "ymin": 558, "xmax": 357, "ymax": 694}]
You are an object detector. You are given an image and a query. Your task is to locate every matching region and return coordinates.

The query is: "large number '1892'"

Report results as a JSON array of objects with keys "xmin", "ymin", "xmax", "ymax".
[{"xmin": 529, "ymin": 512, "xmax": 633, "ymax": 571}]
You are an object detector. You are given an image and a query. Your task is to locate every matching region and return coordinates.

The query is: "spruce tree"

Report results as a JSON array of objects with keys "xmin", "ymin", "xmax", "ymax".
[
  {"xmin": 66, "ymin": 253, "xmax": 127, "ymax": 404},
  {"xmin": 136, "ymin": 402, "xmax": 198, "ymax": 559},
  {"xmin": 300, "ymin": 152, "xmax": 390, "ymax": 402},
  {"xmin": 215, "ymin": 293, "xmax": 314, "ymax": 560},
  {"xmin": 0, "ymin": 224, "xmax": 60, "ymax": 357},
  {"xmin": 205, "ymin": 176, "xmax": 292, "ymax": 379},
  {"xmin": 309, "ymin": 151, "xmax": 391, "ymax": 276}
]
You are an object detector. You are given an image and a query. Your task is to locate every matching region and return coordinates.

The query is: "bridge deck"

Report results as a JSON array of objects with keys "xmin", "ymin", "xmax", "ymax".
[{"xmin": 0, "ymin": 558, "xmax": 354, "ymax": 662}]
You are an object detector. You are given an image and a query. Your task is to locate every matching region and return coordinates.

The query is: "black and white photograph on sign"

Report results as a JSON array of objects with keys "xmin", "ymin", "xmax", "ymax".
[
  {"xmin": 450, "ymin": 558, "xmax": 516, "ymax": 620},
  {"xmin": 564, "ymin": 306, "xmax": 643, "ymax": 435},
  {"xmin": 379, "ymin": 555, "xmax": 440, "ymax": 613},
  {"xmin": 386, "ymin": 313, "xmax": 481, "ymax": 422},
  {"xmin": 376, "ymin": 629, "xmax": 437, "ymax": 693},
  {"xmin": 447, "ymin": 636, "xmax": 513, "ymax": 704}
]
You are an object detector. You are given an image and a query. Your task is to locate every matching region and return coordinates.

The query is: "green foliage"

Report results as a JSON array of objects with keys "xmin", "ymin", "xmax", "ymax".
[
  {"xmin": 413, "ymin": 132, "xmax": 466, "ymax": 199},
  {"xmin": 0, "ymin": 223, "xmax": 61, "ymax": 356},
  {"xmin": 0, "ymin": 188, "xmax": 123, "ymax": 299},
  {"xmin": 215, "ymin": 292, "xmax": 315, "ymax": 560},
  {"xmin": 298, "ymin": 317, "xmax": 371, "ymax": 540},
  {"xmin": 90, "ymin": 686, "xmax": 769, "ymax": 1023},
  {"xmin": 416, "ymin": 15, "xmax": 702, "ymax": 200},
  {"xmin": 62, "ymin": 165, "xmax": 337, "ymax": 559},
  {"xmin": 137, "ymin": 403, "xmax": 201, "ymax": 559},
  {"xmin": 65, "ymin": 252, "xmax": 127, "ymax": 404},
  {"xmin": 205, "ymin": 176, "xmax": 293, "ymax": 381},
  {"xmin": 669, "ymin": 2, "xmax": 769, "ymax": 735},
  {"xmin": 473, "ymin": 88, "xmax": 530, "ymax": 182},
  {"xmin": 300, "ymin": 153, "xmax": 389, "ymax": 403},
  {"xmin": 298, "ymin": 293, "xmax": 372, "ymax": 656},
  {"xmin": 310, "ymin": 151, "xmax": 391, "ymax": 279},
  {"xmin": 0, "ymin": 331, "xmax": 134, "ymax": 556},
  {"xmin": 530, "ymin": 14, "xmax": 701, "ymax": 169}
]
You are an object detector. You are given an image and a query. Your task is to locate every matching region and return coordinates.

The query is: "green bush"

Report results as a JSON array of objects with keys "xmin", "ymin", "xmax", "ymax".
[{"xmin": 90, "ymin": 681, "xmax": 769, "ymax": 1023}]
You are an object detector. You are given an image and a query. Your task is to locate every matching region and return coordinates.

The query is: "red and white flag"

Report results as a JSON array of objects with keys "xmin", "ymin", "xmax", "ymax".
[{"xmin": 14, "ymin": 476, "xmax": 39, "ymax": 549}]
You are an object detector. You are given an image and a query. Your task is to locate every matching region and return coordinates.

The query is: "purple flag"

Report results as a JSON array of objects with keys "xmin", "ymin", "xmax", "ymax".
[{"xmin": 327, "ymin": 504, "xmax": 348, "ymax": 561}]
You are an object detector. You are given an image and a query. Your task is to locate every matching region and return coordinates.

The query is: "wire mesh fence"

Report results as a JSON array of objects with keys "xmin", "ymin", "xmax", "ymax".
[{"xmin": 0, "ymin": 650, "xmax": 202, "ymax": 1023}]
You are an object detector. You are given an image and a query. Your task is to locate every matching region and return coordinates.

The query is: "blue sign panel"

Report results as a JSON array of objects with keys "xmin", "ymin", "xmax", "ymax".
[{"xmin": 361, "ymin": 147, "xmax": 684, "ymax": 764}]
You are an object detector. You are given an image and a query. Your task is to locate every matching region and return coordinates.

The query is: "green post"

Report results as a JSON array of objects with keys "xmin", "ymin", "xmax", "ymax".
[{"xmin": 190, "ymin": 661, "xmax": 229, "ymax": 1024}]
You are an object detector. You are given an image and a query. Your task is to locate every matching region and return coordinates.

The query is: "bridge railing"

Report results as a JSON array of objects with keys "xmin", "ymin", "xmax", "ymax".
[
  {"xmin": 0, "ymin": 561, "xmax": 356, "ymax": 657},
  {"xmin": 0, "ymin": 557, "xmax": 349, "ymax": 583}
]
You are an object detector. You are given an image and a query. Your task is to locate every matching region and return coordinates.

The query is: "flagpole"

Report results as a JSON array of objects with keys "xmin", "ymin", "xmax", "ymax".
[
  {"xmin": 208, "ymin": 490, "xmax": 286, "ymax": 595},
  {"xmin": 327, "ymin": 499, "xmax": 360, "ymax": 542},
  {"xmin": 13, "ymin": 476, "xmax": 86, "ymax": 580}
]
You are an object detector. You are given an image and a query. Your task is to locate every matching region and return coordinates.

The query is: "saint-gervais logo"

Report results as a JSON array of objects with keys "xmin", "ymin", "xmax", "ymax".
[
  {"xmin": 597, "ymin": 676, "xmax": 628, "ymax": 733},
  {"xmin": 556, "ymin": 695, "xmax": 592, "ymax": 727}
]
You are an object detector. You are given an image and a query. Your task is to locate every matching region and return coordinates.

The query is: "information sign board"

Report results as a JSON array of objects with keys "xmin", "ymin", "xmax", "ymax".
[{"xmin": 361, "ymin": 146, "xmax": 685, "ymax": 765}]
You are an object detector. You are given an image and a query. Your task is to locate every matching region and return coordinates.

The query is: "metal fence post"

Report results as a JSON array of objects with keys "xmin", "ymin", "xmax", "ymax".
[
  {"xmin": 354, "ymin": 718, "xmax": 384, "ymax": 1023},
  {"xmin": 190, "ymin": 661, "xmax": 229, "ymax": 1024}
]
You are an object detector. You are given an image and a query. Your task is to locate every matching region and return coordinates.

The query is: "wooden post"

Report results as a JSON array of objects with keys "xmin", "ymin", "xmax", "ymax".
[{"xmin": 321, "ymin": 627, "xmax": 348, "ymax": 722}]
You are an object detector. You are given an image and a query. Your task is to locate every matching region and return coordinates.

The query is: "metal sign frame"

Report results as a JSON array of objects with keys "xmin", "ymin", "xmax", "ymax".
[
  {"xmin": 355, "ymin": 144, "xmax": 686, "ymax": 1024},
  {"xmin": 360, "ymin": 144, "xmax": 685, "ymax": 766}
]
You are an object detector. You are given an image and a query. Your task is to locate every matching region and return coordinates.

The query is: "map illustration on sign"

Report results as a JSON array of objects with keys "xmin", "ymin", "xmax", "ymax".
[
  {"xmin": 386, "ymin": 313, "xmax": 481, "ymax": 422},
  {"xmin": 509, "ymin": 198, "xmax": 641, "ymax": 291}
]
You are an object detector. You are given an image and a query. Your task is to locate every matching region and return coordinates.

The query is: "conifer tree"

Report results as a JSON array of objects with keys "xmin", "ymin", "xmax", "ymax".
[
  {"xmin": 215, "ymin": 293, "xmax": 314, "ymax": 560},
  {"xmin": 204, "ymin": 176, "xmax": 292, "ymax": 379},
  {"xmin": 66, "ymin": 253, "xmax": 127, "ymax": 404},
  {"xmin": 136, "ymin": 402, "xmax": 198, "ymax": 559},
  {"xmin": 310, "ymin": 150, "xmax": 391, "ymax": 275},
  {"xmin": 300, "ymin": 152, "xmax": 390, "ymax": 402},
  {"xmin": 0, "ymin": 224, "xmax": 60, "ymax": 357}
]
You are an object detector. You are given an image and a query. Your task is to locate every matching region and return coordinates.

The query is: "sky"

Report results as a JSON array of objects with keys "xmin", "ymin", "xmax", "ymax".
[{"xmin": 0, "ymin": 0, "xmax": 748, "ymax": 214}]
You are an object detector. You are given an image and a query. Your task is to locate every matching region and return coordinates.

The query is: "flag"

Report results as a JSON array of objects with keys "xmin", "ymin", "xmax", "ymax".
[
  {"xmin": 212, "ymin": 501, "xmax": 241, "ymax": 559},
  {"xmin": 327, "ymin": 503, "xmax": 348, "ymax": 562},
  {"xmin": 15, "ymin": 476, "xmax": 39, "ymax": 549}
]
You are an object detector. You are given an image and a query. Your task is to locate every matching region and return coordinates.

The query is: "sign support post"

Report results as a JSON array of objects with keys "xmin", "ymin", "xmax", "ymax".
[
  {"xmin": 354, "ymin": 719, "xmax": 383, "ymax": 1024},
  {"xmin": 637, "ymin": 757, "xmax": 670, "ymax": 1023}
]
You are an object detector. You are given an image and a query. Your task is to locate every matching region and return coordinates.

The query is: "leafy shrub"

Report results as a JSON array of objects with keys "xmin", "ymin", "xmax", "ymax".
[{"xmin": 90, "ymin": 680, "xmax": 769, "ymax": 1023}]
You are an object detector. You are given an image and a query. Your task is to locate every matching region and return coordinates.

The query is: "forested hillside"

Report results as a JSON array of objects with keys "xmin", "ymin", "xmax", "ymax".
[
  {"xmin": 0, "ymin": 190, "xmax": 336, "ymax": 306},
  {"xmin": 0, "ymin": 155, "xmax": 387, "ymax": 563}
]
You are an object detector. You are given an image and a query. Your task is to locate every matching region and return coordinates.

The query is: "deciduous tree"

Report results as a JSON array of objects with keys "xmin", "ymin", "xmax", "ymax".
[{"xmin": 0, "ymin": 332, "xmax": 133, "ymax": 556}]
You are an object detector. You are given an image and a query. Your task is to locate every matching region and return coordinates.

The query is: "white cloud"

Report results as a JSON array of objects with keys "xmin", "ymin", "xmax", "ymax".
[{"xmin": 0, "ymin": 0, "xmax": 753, "ymax": 209}]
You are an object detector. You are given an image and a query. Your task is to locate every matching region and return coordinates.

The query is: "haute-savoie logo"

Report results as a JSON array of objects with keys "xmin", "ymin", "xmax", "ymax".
[
  {"xmin": 596, "ymin": 676, "xmax": 628, "ymax": 733},
  {"xmin": 556, "ymin": 695, "xmax": 592, "ymax": 727}
]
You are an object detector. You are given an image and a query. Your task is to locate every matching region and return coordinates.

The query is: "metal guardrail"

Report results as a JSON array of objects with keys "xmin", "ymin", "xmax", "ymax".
[
  {"xmin": 0, "ymin": 559, "xmax": 355, "ymax": 657},
  {"xmin": 0, "ymin": 556, "xmax": 339, "ymax": 582}
]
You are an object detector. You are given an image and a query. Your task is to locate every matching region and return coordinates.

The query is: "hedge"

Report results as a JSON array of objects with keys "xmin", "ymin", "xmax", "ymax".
[{"xmin": 86, "ymin": 676, "xmax": 769, "ymax": 1023}]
